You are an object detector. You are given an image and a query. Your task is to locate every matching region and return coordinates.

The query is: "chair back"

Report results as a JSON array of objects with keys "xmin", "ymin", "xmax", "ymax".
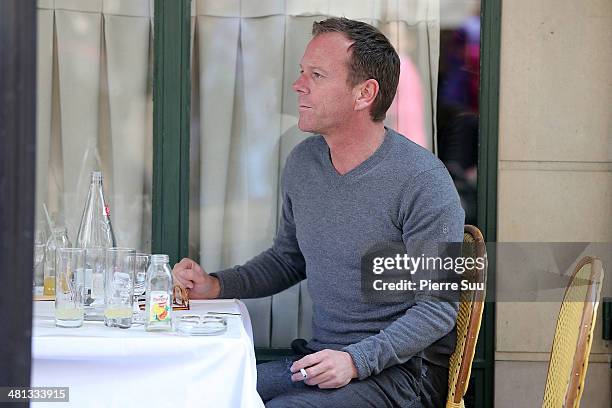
[
  {"xmin": 446, "ymin": 225, "xmax": 487, "ymax": 408},
  {"xmin": 542, "ymin": 256, "xmax": 604, "ymax": 408}
]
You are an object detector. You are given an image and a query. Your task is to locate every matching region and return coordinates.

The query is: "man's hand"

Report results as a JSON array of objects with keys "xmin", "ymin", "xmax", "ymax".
[
  {"xmin": 172, "ymin": 258, "xmax": 221, "ymax": 299},
  {"xmin": 290, "ymin": 349, "xmax": 358, "ymax": 389}
]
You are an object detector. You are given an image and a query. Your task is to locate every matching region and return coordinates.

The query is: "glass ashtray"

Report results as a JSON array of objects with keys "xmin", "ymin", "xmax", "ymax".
[{"xmin": 176, "ymin": 314, "xmax": 227, "ymax": 336}]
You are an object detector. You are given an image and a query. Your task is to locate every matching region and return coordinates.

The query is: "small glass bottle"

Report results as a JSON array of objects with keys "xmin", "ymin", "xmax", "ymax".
[
  {"xmin": 145, "ymin": 254, "xmax": 173, "ymax": 331},
  {"xmin": 76, "ymin": 171, "xmax": 116, "ymax": 319},
  {"xmin": 43, "ymin": 227, "xmax": 72, "ymax": 296},
  {"xmin": 33, "ymin": 220, "xmax": 48, "ymax": 290}
]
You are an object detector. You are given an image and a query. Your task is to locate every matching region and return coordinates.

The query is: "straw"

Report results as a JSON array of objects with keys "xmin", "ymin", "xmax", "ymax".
[{"xmin": 42, "ymin": 203, "xmax": 54, "ymax": 233}]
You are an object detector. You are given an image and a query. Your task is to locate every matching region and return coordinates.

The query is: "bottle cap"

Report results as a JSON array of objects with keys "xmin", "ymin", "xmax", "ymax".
[
  {"xmin": 52, "ymin": 226, "xmax": 68, "ymax": 235},
  {"xmin": 91, "ymin": 171, "xmax": 103, "ymax": 182},
  {"xmin": 151, "ymin": 254, "xmax": 169, "ymax": 264}
]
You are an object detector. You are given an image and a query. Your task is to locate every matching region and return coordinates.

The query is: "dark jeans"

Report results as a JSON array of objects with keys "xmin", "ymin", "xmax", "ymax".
[{"xmin": 257, "ymin": 356, "xmax": 448, "ymax": 408}]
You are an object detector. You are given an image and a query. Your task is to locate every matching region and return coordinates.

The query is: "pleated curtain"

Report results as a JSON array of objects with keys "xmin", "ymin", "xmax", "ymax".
[
  {"xmin": 36, "ymin": 0, "xmax": 153, "ymax": 252},
  {"xmin": 190, "ymin": 0, "xmax": 440, "ymax": 347}
]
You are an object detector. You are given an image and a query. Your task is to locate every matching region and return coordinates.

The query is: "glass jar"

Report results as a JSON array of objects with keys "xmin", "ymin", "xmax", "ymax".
[{"xmin": 144, "ymin": 254, "xmax": 173, "ymax": 331}]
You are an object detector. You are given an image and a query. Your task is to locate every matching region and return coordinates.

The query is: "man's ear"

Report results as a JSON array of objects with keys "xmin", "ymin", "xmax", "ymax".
[{"xmin": 354, "ymin": 79, "xmax": 379, "ymax": 112}]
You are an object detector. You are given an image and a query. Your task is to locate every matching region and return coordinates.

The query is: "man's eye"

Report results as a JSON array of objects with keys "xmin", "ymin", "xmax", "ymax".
[{"xmin": 313, "ymin": 72, "xmax": 322, "ymax": 79}]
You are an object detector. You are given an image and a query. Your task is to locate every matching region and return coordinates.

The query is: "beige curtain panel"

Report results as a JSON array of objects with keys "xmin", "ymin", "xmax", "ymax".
[
  {"xmin": 190, "ymin": 0, "xmax": 441, "ymax": 347},
  {"xmin": 36, "ymin": 0, "xmax": 153, "ymax": 252}
]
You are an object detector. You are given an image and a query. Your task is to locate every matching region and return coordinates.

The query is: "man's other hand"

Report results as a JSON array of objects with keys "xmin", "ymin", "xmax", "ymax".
[
  {"xmin": 290, "ymin": 349, "xmax": 358, "ymax": 389},
  {"xmin": 172, "ymin": 258, "xmax": 221, "ymax": 299}
]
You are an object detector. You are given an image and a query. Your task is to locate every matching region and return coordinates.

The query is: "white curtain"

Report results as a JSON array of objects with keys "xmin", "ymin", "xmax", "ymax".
[
  {"xmin": 191, "ymin": 0, "xmax": 440, "ymax": 347},
  {"xmin": 36, "ymin": 0, "xmax": 153, "ymax": 252}
]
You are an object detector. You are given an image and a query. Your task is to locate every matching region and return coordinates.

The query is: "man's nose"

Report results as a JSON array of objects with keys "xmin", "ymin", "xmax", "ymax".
[{"xmin": 292, "ymin": 75, "xmax": 307, "ymax": 94}]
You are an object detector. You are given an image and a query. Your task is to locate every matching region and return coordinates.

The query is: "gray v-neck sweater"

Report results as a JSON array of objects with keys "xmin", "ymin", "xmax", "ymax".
[{"xmin": 212, "ymin": 128, "xmax": 465, "ymax": 379}]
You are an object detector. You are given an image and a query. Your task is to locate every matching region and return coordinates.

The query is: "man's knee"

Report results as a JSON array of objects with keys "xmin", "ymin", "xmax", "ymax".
[{"xmin": 257, "ymin": 359, "xmax": 296, "ymax": 402}]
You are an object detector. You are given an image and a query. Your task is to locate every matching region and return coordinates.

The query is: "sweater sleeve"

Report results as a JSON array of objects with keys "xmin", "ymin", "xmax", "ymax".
[
  {"xmin": 343, "ymin": 166, "xmax": 464, "ymax": 379},
  {"xmin": 210, "ymin": 170, "xmax": 306, "ymax": 299}
]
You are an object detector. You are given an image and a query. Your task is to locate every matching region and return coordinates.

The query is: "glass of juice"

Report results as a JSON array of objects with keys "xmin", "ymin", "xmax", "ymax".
[
  {"xmin": 55, "ymin": 248, "xmax": 85, "ymax": 327},
  {"xmin": 104, "ymin": 248, "xmax": 136, "ymax": 328}
]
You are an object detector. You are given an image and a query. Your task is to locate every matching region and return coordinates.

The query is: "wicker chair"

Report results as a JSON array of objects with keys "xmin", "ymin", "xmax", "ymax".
[
  {"xmin": 542, "ymin": 256, "xmax": 604, "ymax": 408},
  {"xmin": 446, "ymin": 225, "xmax": 487, "ymax": 408}
]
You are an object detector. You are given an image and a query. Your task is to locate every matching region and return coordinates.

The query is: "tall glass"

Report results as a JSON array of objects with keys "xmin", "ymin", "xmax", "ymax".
[
  {"xmin": 44, "ymin": 227, "xmax": 72, "ymax": 296},
  {"xmin": 55, "ymin": 248, "xmax": 85, "ymax": 328},
  {"xmin": 83, "ymin": 247, "xmax": 106, "ymax": 321},
  {"xmin": 104, "ymin": 248, "xmax": 136, "ymax": 328},
  {"xmin": 132, "ymin": 254, "xmax": 150, "ymax": 324}
]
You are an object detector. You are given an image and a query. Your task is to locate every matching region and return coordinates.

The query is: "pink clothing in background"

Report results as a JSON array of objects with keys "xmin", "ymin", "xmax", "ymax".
[{"xmin": 388, "ymin": 55, "xmax": 428, "ymax": 149}]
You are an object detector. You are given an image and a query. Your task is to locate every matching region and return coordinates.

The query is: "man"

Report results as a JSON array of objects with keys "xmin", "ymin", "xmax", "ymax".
[{"xmin": 173, "ymin": 17, "xmax": 464, "ymax": 407}]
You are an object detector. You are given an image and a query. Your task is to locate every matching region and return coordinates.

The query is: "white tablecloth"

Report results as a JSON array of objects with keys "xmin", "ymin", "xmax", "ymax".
[{"xmin": 31, "ymin": 300, "xmax": 264, "ymax": 408}]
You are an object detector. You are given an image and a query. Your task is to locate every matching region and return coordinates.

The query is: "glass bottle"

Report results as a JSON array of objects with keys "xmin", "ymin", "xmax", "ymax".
[
  {"xmin": 145, "ymin": 254, "xmax": 173, "ymax": 331},
  {"xmin": 33, "ymin": 220, "xmax": 48, "ymax": 290},
  {"xmin": 43, "ymin": 227, "xmax": 72, "ymax": 296},
  {"xmin": 76, "ymin": 171, "xmax": 117, "ymax": 319}
]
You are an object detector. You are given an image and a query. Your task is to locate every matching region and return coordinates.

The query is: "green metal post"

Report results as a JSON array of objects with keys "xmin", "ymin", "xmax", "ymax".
[
  {"xmin": 152, "ymin": 0, "xmax": 191, "ymax": 265},
  {"xmin": 475, "ymin": 0, "xmax": 502, "ymax": 407}
]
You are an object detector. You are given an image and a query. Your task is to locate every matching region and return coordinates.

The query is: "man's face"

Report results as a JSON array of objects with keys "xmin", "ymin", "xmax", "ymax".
[{"xmin": 293, "ymin": 33, "xmax": 357, "ymax": 134}]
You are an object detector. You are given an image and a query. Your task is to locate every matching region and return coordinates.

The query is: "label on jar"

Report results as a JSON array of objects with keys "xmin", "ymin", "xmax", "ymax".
[{"xmin": 149, "ymin": 291, "xmax": 170, "ymax": 322}]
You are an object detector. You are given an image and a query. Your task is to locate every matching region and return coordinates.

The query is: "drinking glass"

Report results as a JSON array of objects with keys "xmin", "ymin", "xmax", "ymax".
[
  {"xmin": 33, "ymin": 242, "xmax": 46, "ymax": 288},
  {"xmin": 83, "ymin": 247, "xmax": 106, "ymax": 321},
  {"xmin": 131, "ymin": 253, "xmax": 150, "ymax": 324},
  {"xmin": 55, "ymin": 248, "xmax": 85, "ymax": 328},
  {"xmin": 104, "ymin": 248, "xmax": 136, "ymax": 328}
]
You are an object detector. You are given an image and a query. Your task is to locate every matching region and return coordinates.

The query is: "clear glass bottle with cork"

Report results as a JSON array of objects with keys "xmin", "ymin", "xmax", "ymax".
[{"xmin": 76, "ymin": 171, "xmax": 116, "ymax": 320}]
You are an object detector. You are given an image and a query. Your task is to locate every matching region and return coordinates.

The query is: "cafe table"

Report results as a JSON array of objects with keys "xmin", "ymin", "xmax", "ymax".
[{"xmin": 31, "ymin": 299, "xmax": 265, "ymax": 408}]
